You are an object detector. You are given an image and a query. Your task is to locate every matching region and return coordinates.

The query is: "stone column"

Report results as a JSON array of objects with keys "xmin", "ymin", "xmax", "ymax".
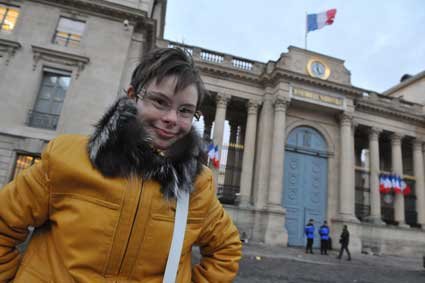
[
  {"xmin": 338, "ymin": 113, "xmax": 358, "ymax": 221},
  {"xmin": 232, "ymin": 125, "xmax": 244, "ymax": 189},
  {"xmin": 366, "ymin": 127, "xmax": 384, "ymax": 224},
  {"xmin": 253, "ymin": 94, "xmax": 273, "ymax": 209},
  {"xmin": 239, "ymin": 100, "xmax": 259, "ymax": 207},
  {"xmin": 264, "ymin": 97, "xmax": 289, "ymax": 245},
  {"xmin": 224, "ymin": 121, "xmax": 238, "ymax": 187},
  {"xmin": 391, "ymin": 133, "xmax": 407, "ymax": 227},
  {"xmin": 267, "ymin": 97, "xmax": 290, "ymax": 208},
  {"xmin": 212, "ymin": 94, "xmax": 230, "ymax": 186},
  {"xmin": 413, "ymin": 140, "xmax": 425, "ymax": 228}
]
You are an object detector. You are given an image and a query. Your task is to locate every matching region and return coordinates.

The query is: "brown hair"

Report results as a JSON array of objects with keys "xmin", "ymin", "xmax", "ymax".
[{"xmin": 130, "ymin": 47, "xmax": 207, "ymax": 109}]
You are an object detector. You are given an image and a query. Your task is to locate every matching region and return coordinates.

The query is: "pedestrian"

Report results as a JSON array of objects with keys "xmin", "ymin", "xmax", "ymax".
[
  {"xmin": 319, "ymin": 220, "xmax": 330, "ymax": 255},
  {"xmin": 305, "ymin": 218, "xmax": 315, "ymax": 254},
  {"xmin": 337, "ymin": 225, "xmax": 352, "ymax": 261},
  {"xmin": 0, "ymin": 48, "xmax": 242, "ymax": 282}
]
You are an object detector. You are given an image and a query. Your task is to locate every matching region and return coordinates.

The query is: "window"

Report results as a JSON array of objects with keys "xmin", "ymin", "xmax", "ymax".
[
  {"xmin": 53, "ymin": 17, "xmax": 85, "ymax": 47},
  {"xmin": 12, "ymin": 154, "xmax": 40, "ymax": 180},
  {"xmin": 0, "ymin": 3, "xmax": 19, "ymax": 32},
  {"xmin": 28, "ymin": 69, "xmax": 71, "ymax": 130}
]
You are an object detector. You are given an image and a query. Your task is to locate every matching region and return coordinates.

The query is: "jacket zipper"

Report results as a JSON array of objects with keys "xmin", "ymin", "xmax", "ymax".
[{"xmin": 117, "ymin": 180, "xmax": 144, "ymax": 274}]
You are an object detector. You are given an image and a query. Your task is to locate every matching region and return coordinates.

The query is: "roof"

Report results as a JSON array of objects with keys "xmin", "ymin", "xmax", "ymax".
[{"xmin": 384, "ymin": 70, "xmax": 425, "ymax": 96}]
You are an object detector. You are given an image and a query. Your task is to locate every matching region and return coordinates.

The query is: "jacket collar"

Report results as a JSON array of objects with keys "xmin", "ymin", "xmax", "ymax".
[{"xmin": 87, "ymin": 97, "xmax": 205, "ymax": 199}]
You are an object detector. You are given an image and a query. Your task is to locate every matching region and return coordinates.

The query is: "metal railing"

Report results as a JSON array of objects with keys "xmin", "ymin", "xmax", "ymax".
[{"xmin": 27, "ymin": 110, "xmax": 59, "ymax": 130}]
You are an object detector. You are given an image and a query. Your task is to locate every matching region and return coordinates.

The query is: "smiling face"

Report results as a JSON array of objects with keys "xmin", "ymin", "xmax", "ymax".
[{"xmin": 128, "ymin": 75, "xmax": 198, "ymax": 151}]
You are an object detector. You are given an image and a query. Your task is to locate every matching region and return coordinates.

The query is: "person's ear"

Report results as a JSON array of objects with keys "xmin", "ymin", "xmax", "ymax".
[{"xmin": 127, "ymin": 85, "xmax": 136, "ymax": 99}]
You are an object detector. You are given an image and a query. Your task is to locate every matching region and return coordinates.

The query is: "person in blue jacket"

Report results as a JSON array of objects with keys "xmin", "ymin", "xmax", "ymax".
[
  {"xmin": 319, "ymin": 220, "xmax": 330, "ymax": 255},
  {"xmin": 304, "ymin": 219, "xmax": 315, "ymax": 254}
]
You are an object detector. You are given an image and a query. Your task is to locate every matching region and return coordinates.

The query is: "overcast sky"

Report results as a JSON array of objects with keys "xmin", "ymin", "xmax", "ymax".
[{"xmin": 164, "ymin": 0, "xmax": 424, "ymax": 93}]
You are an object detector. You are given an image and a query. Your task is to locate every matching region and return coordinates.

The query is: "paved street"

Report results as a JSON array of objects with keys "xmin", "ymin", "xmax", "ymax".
[
  {"xmin": 234, "ymin": 243, "xmax": 425, "ymax": 283},
  {"xmin": 193, "ymin": 242, "xmax": 424, "ymax": 282}
]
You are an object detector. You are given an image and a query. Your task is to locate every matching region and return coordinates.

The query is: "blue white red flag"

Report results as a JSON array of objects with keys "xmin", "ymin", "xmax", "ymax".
[
  {"xmin": 379, "ymin": 175, "xmax": 385, "ymax": 193},
  {"xmin": 207, "ymin": 143, "xmax": 215, "ymax": 160},
  {"xmin": 307, "ymin": 9, "xmax": 337, "ymax": 32},
  {"xmin": 212, "ymin": 145, "xmax": 220, "ymax": 169},
  {"xmin": 401, "ymin": 180, "xmax": 411, "ymax": 196},
  {"xmin": 384, "ymin": 175, "xmax": 392, "ymax": 191},
  {"xmin": 207, "ymin": 144, "xmax": 220, "ymax": 169}
]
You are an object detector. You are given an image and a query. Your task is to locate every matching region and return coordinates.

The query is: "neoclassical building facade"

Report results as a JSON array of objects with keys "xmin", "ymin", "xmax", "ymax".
[
  {"xmin": 1, "ymin": 0, "xmax": 424, "ymax": 256},
  {"xmin": 158, "ymin": 40, "xmax": 425, "ymax": 256}
]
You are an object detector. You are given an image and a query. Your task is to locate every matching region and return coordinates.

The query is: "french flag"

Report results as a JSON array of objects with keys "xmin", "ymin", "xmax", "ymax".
[
  {"xmin": 401, "ymin": 180, "xmax": 411, "ymax": 196},
  {"xmin": 307, "ymin": 9, "xmax": 337, "ymax": 32},
  {"xmin": 379, "ymin": 175, "xmax": 385, "ymax": 193},
  {"xmin": 207, "ymin": 144, "xmax": 220, "ymax": 169}
]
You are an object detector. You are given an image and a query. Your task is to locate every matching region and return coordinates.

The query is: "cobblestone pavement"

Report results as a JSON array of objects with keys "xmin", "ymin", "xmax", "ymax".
[
  {"xmin": 193, "ymin": 242, "xmax": 424, "ymax": 282},
  {"xmin": 233, "ymin": 243, "xmax": 425, "ymax": 283}
]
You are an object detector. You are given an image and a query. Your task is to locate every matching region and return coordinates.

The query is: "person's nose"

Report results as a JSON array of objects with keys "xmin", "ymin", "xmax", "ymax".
[{"xmin": 161, "ymin": 108, "xmax": 178, "ymax": 125}]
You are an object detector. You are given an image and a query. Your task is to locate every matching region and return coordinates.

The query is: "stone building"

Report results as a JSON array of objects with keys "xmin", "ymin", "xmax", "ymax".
[
  {"xmin": 1, "ymin": 0, "xmax": 425, "ymax": 256},
  {"xmin": 0, "ymin": 0, "xmax": 163, "ymax": 183},
  {"xmin": 157, "ymin": 40, "xmax": 425, "ymax": 256}
]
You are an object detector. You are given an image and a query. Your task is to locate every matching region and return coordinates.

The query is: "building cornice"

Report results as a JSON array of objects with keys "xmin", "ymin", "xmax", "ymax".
[
  {"xmin": 197, "ymin": 59, "xmax": 366, "ymax": 97},
  {"xmin": 30, "ymin": 0, "xmax": 148, "ymax": 22},
  {"xmin": 262, "ymin": 68, "xmax": 364, "ymax": 96},
  {"xmin": 197, "ymin": 62, "xmax": 262, "ymax": 86},
  {"xmin": 355, "ymin": 98, "xmax": 424, "ymax": 123}
]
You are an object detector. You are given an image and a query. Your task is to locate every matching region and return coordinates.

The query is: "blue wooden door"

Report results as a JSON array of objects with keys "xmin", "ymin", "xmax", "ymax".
[{"xmin": 282, "ymin": 127, "xmax": 328, "ymax": 247}]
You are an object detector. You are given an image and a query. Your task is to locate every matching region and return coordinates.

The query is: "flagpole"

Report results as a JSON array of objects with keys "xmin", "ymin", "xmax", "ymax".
[{"xmin": 305, "ymin": 11, "xmax": 308, "ymax": 50}]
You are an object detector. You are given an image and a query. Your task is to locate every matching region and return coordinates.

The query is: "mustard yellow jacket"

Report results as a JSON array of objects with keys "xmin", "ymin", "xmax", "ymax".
[{"xmin": 0, "ymin": 135, "xmax": 242, "ymax": 282}]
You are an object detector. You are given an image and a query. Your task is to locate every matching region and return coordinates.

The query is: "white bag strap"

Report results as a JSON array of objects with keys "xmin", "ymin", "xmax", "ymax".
[{"xmin": 163, "ymin": 191, "xmax": 190, "ymax": 283}]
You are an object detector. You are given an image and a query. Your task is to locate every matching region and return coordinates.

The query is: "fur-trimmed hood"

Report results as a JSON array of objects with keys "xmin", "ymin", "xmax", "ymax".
[{"xmin": 87, "ymin": 96, "xmax": 205, "ymax": 199}]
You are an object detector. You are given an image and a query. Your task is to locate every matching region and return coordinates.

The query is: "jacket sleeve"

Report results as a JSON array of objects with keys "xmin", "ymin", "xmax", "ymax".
[
  {"xmin": 192, "ymin": 177, "xmax": 242, "ymax": 283},
  {"xmin": 0, "ymin": 141, "xmax": 53, "ymax": 282}
]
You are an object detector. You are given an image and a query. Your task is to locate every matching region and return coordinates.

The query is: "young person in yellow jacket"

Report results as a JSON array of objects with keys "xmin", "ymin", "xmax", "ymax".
[{"xmin": 0, "ymin": 48, "xmax": 242, "ymax": 282}]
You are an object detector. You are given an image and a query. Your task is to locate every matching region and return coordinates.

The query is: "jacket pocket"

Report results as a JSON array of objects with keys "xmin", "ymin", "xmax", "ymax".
[
  {"xmin": 49, "ymin": 194, "xmax": 120, "ymax": 275},
  {"xmin": 150, "ymin": 213, "xmax": 204, "ymax": 255},
  {"xmin": 14, "ymin": 264, "xmax": 52, "ymax": 283},
  {"xmin": 51, "ymin": 193, "xmax": 120, "ymax": 210}
]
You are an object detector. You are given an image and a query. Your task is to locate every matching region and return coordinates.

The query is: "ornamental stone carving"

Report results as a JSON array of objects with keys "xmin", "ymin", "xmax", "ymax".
[
  {"xmin": 390, "ymin": 133, "xmax": 403, "ymax": 146},
  {"xmin": 216, "ymin": 93, "xmax": 230, "ymax": 109},
  {"xmin": 31, "ymin": 45, "xmax": 90, "ymax": 79},
  {"xmin": 246, "ymin": 100, "xmax": 260, "ymax": 115},
  {"xmin": 274, "ymin": 97, "xmax": 290, "ymax": 112},
  {"xmin": 368, "ymin": 127, "xmax": 382, "ymax": 141},
  {"xmin": 339, "ymin": 113, "xmax": 353, "ymax": 127}
]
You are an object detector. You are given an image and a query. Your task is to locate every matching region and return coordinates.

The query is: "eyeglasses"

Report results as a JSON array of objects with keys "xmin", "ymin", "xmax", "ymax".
[{"xmin": 136, "ymin": 89, "xmax": 201, "ymax": 121}]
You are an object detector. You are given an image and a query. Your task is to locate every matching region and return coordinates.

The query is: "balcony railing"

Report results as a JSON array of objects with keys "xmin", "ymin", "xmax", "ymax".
[
  {"xmin": 165, "ymin": 41, "xmax": 263, "ymax": 74},
  {"xmin": 232, "ymin": 58, "xmax": 253, "ymax": 71},
  {"xmin": 27, "ymin": 110, "xmax": 59, "ymax": 130}
]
